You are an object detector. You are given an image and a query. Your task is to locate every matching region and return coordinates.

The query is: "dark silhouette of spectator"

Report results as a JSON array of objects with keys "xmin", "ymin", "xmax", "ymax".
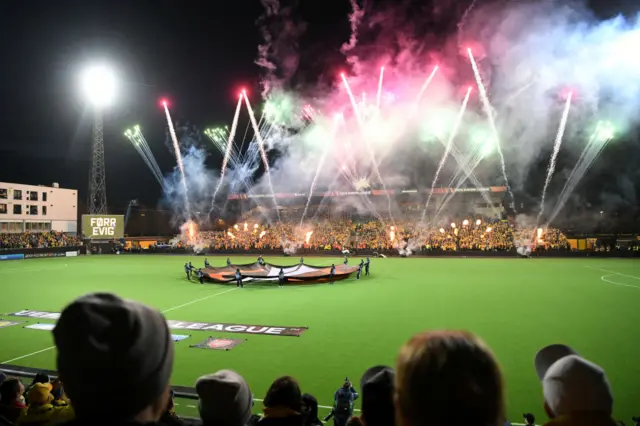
[
  {"xmin": 52, "ymin": 292, "xmax": 174, "ymax": 426},
  {"xmin": 301, "ymin": 394, "xmax": 322, "ymax": 426},
  {"xmin": 395, "ymin": 330, "xmax": 504, "ymax": 426},
  {"xmin": 258, "ymin": 376, "xmax": 304, "ymax": 426},
  {"xmin": 360, "ymin": 366, "xmax": 395, "ymax": 426},
  {"xmin": 196, "ymin": 370, "xmax": 255, "ymax": 426}
]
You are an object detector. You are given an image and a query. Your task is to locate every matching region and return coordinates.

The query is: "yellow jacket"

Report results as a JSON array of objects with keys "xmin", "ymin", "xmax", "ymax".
[{"xmin": 15, "ymin": 403, "xmax": 74, "ymax": 426}]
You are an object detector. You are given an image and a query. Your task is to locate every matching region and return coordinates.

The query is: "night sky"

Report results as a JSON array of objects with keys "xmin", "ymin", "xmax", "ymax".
[{"xmin": 0, "ymin": 0, "xmax": 636, "ymax": 215}]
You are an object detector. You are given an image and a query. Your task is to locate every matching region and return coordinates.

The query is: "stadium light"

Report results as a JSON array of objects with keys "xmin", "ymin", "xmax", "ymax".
[{"xmin": 80, "ymin": 64, "xmax": 117, "ymax": 108}]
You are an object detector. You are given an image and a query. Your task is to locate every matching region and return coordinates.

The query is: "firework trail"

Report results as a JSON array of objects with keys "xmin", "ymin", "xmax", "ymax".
[
  {"xmin": 468, "ymin": 48, "xmax": 515, "ymax": 210},
  {"xmin": 124, "ymin": 127, "xmax": 164, "ymax": 188},
  {"xmin": 341, "ymin": 73, "xmax": 394, "ymax": 222},
  {"xmin": 300, "ymin": 118, "xmax": 340, "ymax": 227},
  {"xmin": 163, "ymin": 101, "xmax": 190, "ymax": 216},
  {"xmin": 211, "ymin": 95, "xmax": 244, "ymax": 203},
  {"xmin": 537, "ymin": 92, "xmax": 573, "ymax": 224},
  {"xmin": 545, "ymin": 122, "xmax": 614, "ymax": 228},
  {"xmin": 421, "ymin": 86, "xmax": 472, "ymax": 224},
  {"xmin": 376, "ymin": 67, "xmax": 384, "ymax": 109},
  {"xmin": 415, "ymin": 66, "xmax": 439, "ymax": 106},
  {"xmin": 242, "ymin": 91, "xmax": 280, "ymax": 222}
]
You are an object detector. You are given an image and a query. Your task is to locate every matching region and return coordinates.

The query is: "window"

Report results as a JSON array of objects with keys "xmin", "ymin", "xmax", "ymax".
[
  {"xmin": 29, "ymin": 205, "xmax": 38, "ymax": 215},
  {"xmin": 0, "ymin": 204, "xmax": 6, "ymax": 214},
  {"xmin": 13, "ymin": 204, "xmax": 22, "ymax": 214},
  {"xmin": 42, "ymin": 205, "xmax": 47, "ymax": 216},
  {"xmin": 29, "ymin": 191, "xmax": 38, "ymax": 201},
  {"xmin": 13, "ymin": 190, "xmax": 22, "ymax": 200},
  {"xmin": 42, "ymin": 192, "xmax": 47, "ymax": 202},
  {"xmin": 0, "ymin": 188, "xmax": 6, "ymax": 199}
]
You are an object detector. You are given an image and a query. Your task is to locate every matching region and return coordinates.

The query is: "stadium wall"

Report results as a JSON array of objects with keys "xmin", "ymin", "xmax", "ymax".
[{"xmin": 0, "ymin": 246, "xmax": 85, "ymax": 260}]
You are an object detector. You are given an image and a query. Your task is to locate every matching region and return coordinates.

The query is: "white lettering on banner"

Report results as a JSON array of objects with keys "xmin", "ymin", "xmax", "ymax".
[
  {"xmin": 7, "ymin": 312, "xmax": 307, "ymax": 336},
  {"xmin": 186, "ymin": 323, "xmax": 208, "ymax": 329},
  {"xmin": 90, "ymin": 217, "xmax": 117, "ymax": 227}
]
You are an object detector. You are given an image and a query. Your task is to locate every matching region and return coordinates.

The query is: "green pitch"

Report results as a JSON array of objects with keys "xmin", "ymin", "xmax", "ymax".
[{"xmin": 0, "ymin": 256, "xmax": 639, "ymax": 421}]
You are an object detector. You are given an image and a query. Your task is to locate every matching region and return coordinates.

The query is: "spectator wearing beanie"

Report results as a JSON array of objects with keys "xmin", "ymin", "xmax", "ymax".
[
  {"xmin": 534, "ymin": 344, "xmax": 616, "ymax": 426},
  {"xmin": 15, "ymin": 382, "xmax": 73, "ymax": 426},
  {"xmin": 0, "ymin": 378, "xmax": 26, "ymax": 424},
  {"xmin": 394, "ymin": 330, "xmax": 505, "ymax": 426},
  {"xmin": 52, "ymin": 292, "xmax": 174, "ymax": 426},
  {"xmin": 196, "ymin": 370, "xmax": 256, "ymax": 426},
  {"xmin": 360, "ymin": 366, "xmax": 394, "ymax": 426},
  {"xmin": 258, "ymin": 376, "xmax": 304, "ymax": 426},
  {"xmin": 301, "ymin": 394, "xmax": 322, "ymax": 426}
]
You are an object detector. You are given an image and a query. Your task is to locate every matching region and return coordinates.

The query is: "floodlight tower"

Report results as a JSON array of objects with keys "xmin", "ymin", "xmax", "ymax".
[{"xmin": 80, "ymin": 64, "xmax": 117, "ymax": 214}]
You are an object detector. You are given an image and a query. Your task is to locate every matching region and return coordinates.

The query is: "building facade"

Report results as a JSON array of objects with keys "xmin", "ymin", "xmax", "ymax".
[{"xmin": 0, "ymin": 182, "xmax": 78, "ymax": 234}]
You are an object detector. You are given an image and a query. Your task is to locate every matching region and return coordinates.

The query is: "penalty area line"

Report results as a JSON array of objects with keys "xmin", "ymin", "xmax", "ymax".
[
  {"xmin": 585, "ymin": 265, "xmax": 640, "ymax": 282},
  {"xmin": 0, "ymin": 287, "xmax": 238, "ymax": 364}
]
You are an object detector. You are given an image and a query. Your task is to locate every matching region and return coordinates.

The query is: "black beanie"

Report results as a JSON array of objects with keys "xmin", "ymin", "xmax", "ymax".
[
  {"xmin": 360, "ymin": 366, "xmax": 395, "ymax": 426},
  {"xmin": 53, "ymin": 293, "xmax": 174, "ymax": 420}
]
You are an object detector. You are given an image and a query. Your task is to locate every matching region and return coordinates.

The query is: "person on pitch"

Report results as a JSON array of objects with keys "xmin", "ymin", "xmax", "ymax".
[
  {"xmin": 278, "ymin": 268, "xmax": 285, "ymax": 288},
  {"xmin": 184, "ymin": 263, "xmax": 191, "ymax": 280},
  {"xmin": 359, "ymin": 259, "xmax": 364, "ymax": 268},
  {"xmin": 235, "ymin": 268, "xmax": 243, "ymax": 288},
  {"xmin": 330, "ymin": 378, "xmax": 359, "ymax": 426},
  {"xmin": 343, "ymin": 256, "xmax": 348, "ymax": 265},
  {"xmin": 197, "ymin": 268, "xmax": 204, "ymax": 284},
  {"xmin": 189, "ymin": 261, "xmax": 194, "ymax": 272},
  {"xmin": 356, "ymin": 263, "xmax": 362, "ymax": 280},
  {"xmin": 204, "ymin": 258, "xmax": 210, "ymax": 268},
  {"xmin": 330, "ymin": 264, "xmax": 336, "ymax": 284},
  {"xmin": 365, "ymin": 257, "xmax": 371, "ymax": 276},
  {"xmin": 258, "ymin": 255, "xmax": 265, "ymax": 265},
  {"xmin": 300, "ymin": 256, "xmax": 304, "ymax": 264},
  {"xmin": 227, "ymin": 257, "xmax": 232, "ymax": 267}
]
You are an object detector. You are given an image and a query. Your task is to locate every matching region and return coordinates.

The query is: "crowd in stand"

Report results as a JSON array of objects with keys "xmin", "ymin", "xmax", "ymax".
[
  {"xmin": 0, "ymin": 232, "xmax": 82, "ymax": 251},
  {"xmin": 0, "ymin": 293, "xmax": 625, "ymax": 426},
  {"xmin": 182, "ymin": 217, "xmax": 569, "ymax": 253}
]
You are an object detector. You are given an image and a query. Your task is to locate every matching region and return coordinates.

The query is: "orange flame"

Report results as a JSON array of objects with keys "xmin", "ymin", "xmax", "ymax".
[{"xmin": 305, "ymin": 231, "xmax": 313, "ymax": 244}]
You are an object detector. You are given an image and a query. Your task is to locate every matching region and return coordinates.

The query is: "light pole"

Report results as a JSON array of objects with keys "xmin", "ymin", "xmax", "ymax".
[{"xmin": 80, "ymin": 64, "xmax": 117, "ymax": 215}]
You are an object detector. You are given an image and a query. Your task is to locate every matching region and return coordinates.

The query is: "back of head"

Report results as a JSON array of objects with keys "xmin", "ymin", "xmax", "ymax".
[
  {"xmin": 301, "ymin": 394, "xmax": 319, "ymax": 420},
  {"xmin": 395, "ymin": 330, "xmax": 504, "ymax": 426},
  {"xmin": 53, "ymin": 292, "xmax": 174, "ymax": 421},
  {"xmin": 361, "ymin": 366, "xmax": 395, "ymax": 426},
  {"xmin": 264, "ymin": 376, "xmax": 302, "ymax": 413},
  {"xmin": 542, "ymin": 355, "xmax": 613, "ymax": 416},
  {"xmin": 27, "ymin": 383, "xmax": 53, "ymax": 405},
  {"xmin": 196, "ymin": 370, "xmax": 253, "ymax": 426},
  {"xmin": 0, "ymin": 378, "xmax": 22, "ymax": 403}
]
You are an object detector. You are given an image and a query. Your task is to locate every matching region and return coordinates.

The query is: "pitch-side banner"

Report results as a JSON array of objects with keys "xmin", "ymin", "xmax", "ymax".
[
  {"xmin": 82, "ymin": 215, "xmax": 124, "ymax": 239},
  {"xmin": 7, "ymin": 310, "xmax": 308, "ymax": 337}
]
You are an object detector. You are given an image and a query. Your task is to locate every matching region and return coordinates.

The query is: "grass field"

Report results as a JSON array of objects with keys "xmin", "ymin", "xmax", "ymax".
[{"xmin": 0, "ymin": 255, "xmax": 639, "ymax": 421}]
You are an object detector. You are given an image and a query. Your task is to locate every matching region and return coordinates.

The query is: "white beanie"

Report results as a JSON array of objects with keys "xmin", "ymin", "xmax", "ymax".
[
  {"xmin": 536, "ymin": 347, "xmax": 613, "ymax": 416},
  {"xmin": 196, "ymin": 370, "xmax": 253, "ymax": 426}
]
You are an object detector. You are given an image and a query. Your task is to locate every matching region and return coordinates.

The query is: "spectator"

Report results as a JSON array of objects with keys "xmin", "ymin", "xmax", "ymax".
[
  {"xmin": 0, "ymin": 377, "xmax": 26, "ymax": 424},
  {"xmin": 346, "ymin": 418, "xmax": 365, "ymax": 426},
  {"xmin": 534, "ymin": 344, "xmax": 616, "ymax": 426},
  {"xmin": 159, "ymin": 390, "xmax": 184, "ymax": 426},
  {"xmin": 523, "ymin": 413, "xmax": 535, "ymax": 426},
  {"xmin": 52, "ymin": 292, "xmax": 174, "ymax": 426},
  {"xmin": 360, "ymin": 366, "xmax": 395, "ymax": 426},
  {"xmin": 15, "ymin": 382, "xmax": 73, "ymax": 426},
  {"xmin": 395, "ymin": 330, "xmax": 504, "ymax": 426},
  {"xmin": 301, "ymin": 394, "xmax": 322, "ymax": 426},
  {"xmin": 258, "ymin": 376, "xmax": 304, "ymax": 426},
  {"xmin": 196, "ymin": 370, "xmax": 255, "ymax": 426},
  {"xmin": 25, "ymin": 372, "xmax": 49, "ymax": 404}
]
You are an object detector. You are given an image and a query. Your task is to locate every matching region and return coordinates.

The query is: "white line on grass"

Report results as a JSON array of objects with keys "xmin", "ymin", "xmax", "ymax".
[
  {"xmin": 160, "ymin": 287, "xmax": 238, "ymax": 314},
  {"xmin": 1, "ymin": 346, "xmax": 57, "ymax": 364},
  {"xmin": 600, "ymin": 275, "xmax": 640, "ymax": 290},
  {"xmin": 585, "ymin": 265, "xmax": 640, "ymax": 281},
  {"xmin": 0, "ymin": 287, "xmax": 238, "ymax": 364}
]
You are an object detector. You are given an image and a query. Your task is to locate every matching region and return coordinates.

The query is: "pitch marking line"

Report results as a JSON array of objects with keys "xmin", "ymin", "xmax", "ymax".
[
  {"xmin": 0, "ymin": 287, "xmax": 238, "ymax": 364},
  {"xmin": 585, "ymin": 266, "xmax": 640, "ymax": 290}
]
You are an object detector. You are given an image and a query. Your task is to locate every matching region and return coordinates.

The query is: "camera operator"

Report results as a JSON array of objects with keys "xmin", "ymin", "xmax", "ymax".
[{"xmin": 325, "ymin": 379, "xmax": 359, "ymax": 426}]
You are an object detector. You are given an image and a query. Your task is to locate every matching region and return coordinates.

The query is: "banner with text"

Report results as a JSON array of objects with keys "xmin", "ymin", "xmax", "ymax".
[
  {"xmin": 6, "ymin": 310, "xmax": 308, "ymax": 337},
  {"xmin": 82, "ymin": 215, "xmax": 125, "ymax": 239}
]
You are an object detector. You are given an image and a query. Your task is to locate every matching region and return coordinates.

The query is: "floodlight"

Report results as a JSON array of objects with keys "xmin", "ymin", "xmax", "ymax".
[{"xmin": 80, "ymin": 64, "xmax": 117, "ymax": 107}]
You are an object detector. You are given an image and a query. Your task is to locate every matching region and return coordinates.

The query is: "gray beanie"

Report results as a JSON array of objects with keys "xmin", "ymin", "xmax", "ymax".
[
  {"xmin": 53, "ymin": 293, "xmax": 174, "ymax": 419},
  {"xmin": 196, "ymin": 370, "xmax": 253, "ymax": 426}
]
